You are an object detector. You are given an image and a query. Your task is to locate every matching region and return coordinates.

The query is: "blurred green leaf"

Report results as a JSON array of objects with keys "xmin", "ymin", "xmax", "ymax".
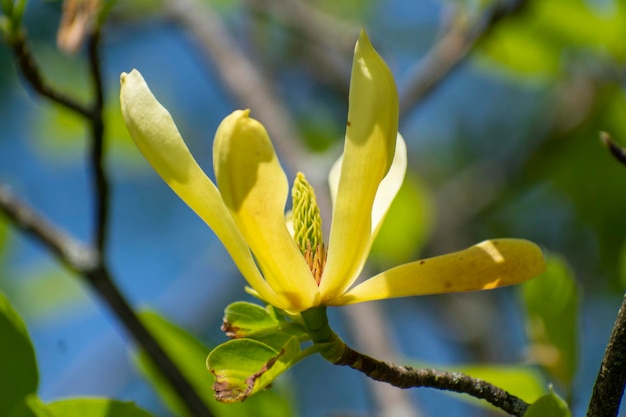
[
  {"xmin": 8, "ymin": 395, "xmax": 51, "ymax": 417},
  {"xmin": 207, "ymin": 337, "xmax": 303, "ymax": 403},
  {"xmin": 136, "ymin": 310, "xmax": 293, "ymax": 417},
  {"xmin": 11, "ymin": 396, "xmax": 157, "ymax": 417},
  {"xmin": 371, "ymin": 173, "xmax": 434, "ymax": 266},
  {"xmin": 521, "ymin": 254, "xmax": 579, "ymax": 387},
  {"xmin": 619, "ymin": 239, "xmax": 626, "ymax": 289},
  {"xmin": 0, "ymin": 217, "xmax": 8, "ymax": 257},
  {"xmin": 9, "ymin": 262, "xmax": 89, "ymax": 322},
  {"xmin": 46, "ymin": 398, "xmax": 156, "ymax": 417},
  {"xmin": 478, "ymin": 20, "xmax": 561, "ymax": 77},
  {"xmin": 478, "ymin": 0, "xmax": 626, "ymax": 77},
  {"xmin": 0, "ymin": 292, "xmax": 38, "ymax": 416},
  {"xmin": 524, "ymin": 390, "xmax": 571, "ymax": 417}
]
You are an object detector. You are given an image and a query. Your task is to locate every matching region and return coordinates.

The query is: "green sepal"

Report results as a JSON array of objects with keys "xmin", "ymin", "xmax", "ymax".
[
  {"xmin": 524, "ymin": 390, "xmax": 571, "ymax": 417},
  {"xmin": 521, "ymin": 254, "xmax": 579, "ymax": 387},
  {"xmin": 207, "ymin": 336, "xmax": 309, "ymax": 403},
  {"xmin": 222, "ymin": 301, "xmax": 308, "ymax": 347}
]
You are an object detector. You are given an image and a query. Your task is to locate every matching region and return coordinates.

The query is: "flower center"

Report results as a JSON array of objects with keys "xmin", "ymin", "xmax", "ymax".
[{"xmin": 291, "ymin": 172, "xmax": 326, "ymax": 285}]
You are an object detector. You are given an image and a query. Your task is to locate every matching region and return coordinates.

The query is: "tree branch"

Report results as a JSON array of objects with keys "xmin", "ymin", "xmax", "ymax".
[
  {"xmin": 0, "ymin": 185, "xmax": 213, "ymax": 417},
  {"xmin": 601, "ymin": 132, "xmax": 626, "ymax": 167},
  {"xmin": 587, "ymin": 293, "xmax": 626, "ymax": 417},
  {"xmin": 86, "ymin": 28, "xmax": 109, "ymax": 253},
  {"xmin": 334, "ymin": 343, "xmax": 529, "ymax": 417},
  {"xmin": 399, "ymin": 0, "xmax": 529, "ymax": 117},
  {"xmin": 10, "ymin": 31, "xmax": 92, "ymax": 118},
  {"xmin": 163, "ymin": 0, "xmax": 307, "ymax": 175}
]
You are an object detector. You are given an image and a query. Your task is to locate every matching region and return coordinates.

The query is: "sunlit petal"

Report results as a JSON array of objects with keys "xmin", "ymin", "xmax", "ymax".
[
  {"xmin": 119, "ymin": 70, "xmax": 283, "ymax": 307},
  {"xmin": 213, "ymin": 110, "xmax": 320, "ymax": 312},
  {"xmin": 327, "ymin": 239, "xmax": 545, "ymax": 305},
  {"xmin": 321, "ymin": 30, "xmax": 399, "ymax": 301},
  {"xmin": 371, "ymin": 133, "xmax": 407, "ymax": 240}
]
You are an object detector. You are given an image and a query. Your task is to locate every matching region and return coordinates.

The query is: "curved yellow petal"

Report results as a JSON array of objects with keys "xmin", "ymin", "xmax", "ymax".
[
  {"xmin": 371, "ymin": 133, "xmax": 407, "ymax": 239},
  {"xmin": 327, "ymin": 239, "xmax": 546, "ymax": 305},
  {"xmin": 120, "ymin": 70, "xmax": 283, "ymax": 308},
  {"xmin": 213, "ymin": 110, "xmax": 320, "ymax": 312},
  {"xmin": 321, "ymin": 30, "xmax": 399, "ymax": 301}
]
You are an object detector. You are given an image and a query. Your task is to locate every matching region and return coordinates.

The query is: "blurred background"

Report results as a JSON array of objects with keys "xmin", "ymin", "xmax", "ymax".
[{"xmin": 1, "ymin": 0, "xmax": 625, "ymax": 416}]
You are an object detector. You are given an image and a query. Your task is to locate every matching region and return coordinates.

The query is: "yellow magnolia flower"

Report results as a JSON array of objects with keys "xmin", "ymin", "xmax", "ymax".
[{"xmin": 120, "ymin": 31, "xmax": 545, "ymax": 314}]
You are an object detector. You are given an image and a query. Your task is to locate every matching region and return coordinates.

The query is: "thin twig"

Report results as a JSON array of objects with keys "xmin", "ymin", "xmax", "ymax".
[
  {"xmin": 10, "ymin": 31, "xmax": 92, "ymax": 118},
  {"xmin": 399, "ymin": 0, "xmax": 529, "ymax": 117},
  {"xmin": 86, "ymin": 28, "xmax": 109, "ymax": 253},
  {"xmin": 334, "ymin": 343, "xmax": 529, "ymax": 417},
  {"xmin": 600, "ymin": 132, "xmax": 626, "ymax": 167},
  {"xmin": 245, "ymin": 0, "xmax": 355, "ymax": 90},
  {"xmin": 0, "ymin": 185, "xmax": 214, "ymax": 417},
  {"xmin": 163, "ymin": 0, "xmax": 307, "ymax": 175}
]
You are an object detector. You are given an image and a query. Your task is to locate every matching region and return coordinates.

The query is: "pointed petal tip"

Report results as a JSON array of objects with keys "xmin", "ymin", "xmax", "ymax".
[{"xmin": 119, "ymin": 69, "xmax": 142, "ymax": 88}]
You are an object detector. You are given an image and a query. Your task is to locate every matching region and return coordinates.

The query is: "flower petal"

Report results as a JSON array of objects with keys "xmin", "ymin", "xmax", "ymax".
[
  {"xmin": 330, "ymin": 133, "xmax": 407, "ymax": 239},
  {"xmin": 213, "ymin": 110, "xmax": 320, "ymax": 312},
  {"xmin": 327, "ymin": 239, "xmax": 546, "ymax": 305},
  {"xmin": 321, "ymin": 30, "xmax": 399, "ymax": 301},
  {"xmin": 120, "ymin": 70, "xmax": 282, "ymax": 308}
]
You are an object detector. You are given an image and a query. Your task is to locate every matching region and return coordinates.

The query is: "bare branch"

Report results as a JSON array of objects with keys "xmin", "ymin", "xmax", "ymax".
[
  {"xmin": 163, "ymin": 0, "xmax": 307, "ymax": 174},
  {"xmin": 86, "ymin": 28, "xmax": 109, "ymax": 253},
  {"xmin": 334, "ymin": 343, "xmax": 529, "ymax": 417},
  {"xmin": 587, "ymin": 293, "xmax": 626, "ymax": 417},
  {"xmin": 0, "ymin": 185, "xmax": 214, "ymax": 417},
  {"xmin": 600, "ymin": 132, "xmax": 626, "ymax": 167},
  {"xmin": 10, "ymin": 31, "xmax": 92, "ymax": 118},
  {"xmin": 399, "ymin": 0, "xmax": 529, "ymax": 117},
  {"xmin": 245, "ymin": 0, "xmax": 355, "ymax": 90}
]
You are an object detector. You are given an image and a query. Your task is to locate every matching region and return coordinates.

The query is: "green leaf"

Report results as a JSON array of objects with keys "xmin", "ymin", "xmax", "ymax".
[
  {"xmin": 136, "ymin": 310, "xmax": 292, "ymax": 417},
  {"xmin": 8, "ymin": 395, "xmax": 52, "ymax": 417},
  {"xmin": 8, "ymin": 262, "xmax": 90, "ymax": 322},
  {"xmin": 477, "ymin": 0, "xmax": 626, "ymax": 77},
  {"xmin": 46, "ymin": 398, "xmax": 156, "ymax": 417},
  {"xmin": 521, "ymin": 254, "xmax": 579, "ymax": 387},
  {"xmin": 10, "ymin": 396, "xmax": 158, "ymax": 417},
  {"xmin": 207, "ymin": 337, "xmax": 304, "ymax": 403},
  {"xmin": 524, "ymin": 390, "xmax": 571, "ymax": 417},
  {"xmin": 0, "ymin": 292, "xmax": 38, "ymax": 416},
  {"xmin": 370, "ymin": 173, "xmax": 434, "ymax": 266},
  {"xmin": 222, "ymin": 302, "xmax": 307, "ymax": 348}
]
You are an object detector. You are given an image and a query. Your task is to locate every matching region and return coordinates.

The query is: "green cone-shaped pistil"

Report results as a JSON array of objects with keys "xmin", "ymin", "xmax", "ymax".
[{"xmin": 291, "ymin": 172, "xmax": 325, "ymax": 284}]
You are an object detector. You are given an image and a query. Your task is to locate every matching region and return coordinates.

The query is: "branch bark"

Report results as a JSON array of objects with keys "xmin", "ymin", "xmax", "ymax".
[
  {"xmin": 399, "ymin": 0, "xmax": 529, "ymax": 117},
  {"xmin": 86, "ymin": 28, "xmax": 109, "ymax": 253},
  {"xmin": 587, "ymin": 293, "xmax": 626, "ymax": 417},
  {"xmin": 334, "ymin": 343, "xmax": 529, "ymax": 417},
  {"xmin": 163, "ymin": 0, "xmax": 307, "ymax": 175},
  {"xmin": 0, "ymin": 185, "xmax": 214, "ymax": 417},
  {"xmin": 10, "ymin": 31, "xmax": 92, "ymax": 118}
]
